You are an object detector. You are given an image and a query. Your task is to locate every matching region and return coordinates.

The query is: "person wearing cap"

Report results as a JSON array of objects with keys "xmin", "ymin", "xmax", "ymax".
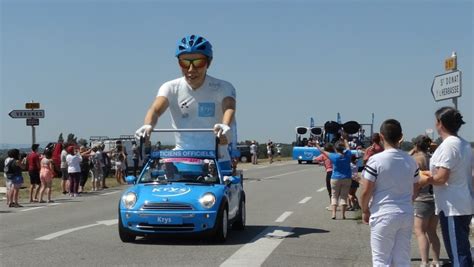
[{"xmin": 135, "ymin": 35, "xmax": 236, "ymax": 171}]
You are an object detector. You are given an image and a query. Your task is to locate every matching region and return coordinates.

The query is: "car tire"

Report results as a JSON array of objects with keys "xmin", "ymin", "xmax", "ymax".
[
  {"xmin": 306, "ymin": 161, "xmax": 312, "ymax": 164},
  {"xmin": 232, "ymin": 198, "xmax": 246, "ymax": 231},
  {"xmin": 240, "ymin": 156, "xmax": 248, "ymax": 163},
  {"xmin": 298, "ymin": 160, "xmax": 302, "ymax": 164},
  {"xmin": 118, "ymin": 212, "xmax": 136, "ymax": 243},
  {"xmin": 214, "ymin": 206, "xmax": 228, "ymax": 243}
]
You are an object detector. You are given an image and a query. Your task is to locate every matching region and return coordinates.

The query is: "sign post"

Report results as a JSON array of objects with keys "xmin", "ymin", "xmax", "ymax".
[
  {"xmin": 8, "ymin": 101, "xmax": 44, "ymax": 146},
  {"xmin": 431, "ymin": 52, "xmax": 461, "ymax": 110}
]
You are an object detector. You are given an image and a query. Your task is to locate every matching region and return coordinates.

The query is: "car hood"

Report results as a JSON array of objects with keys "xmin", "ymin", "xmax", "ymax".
[{"xmin": 124, "ymin": 182, "xmax": 225, "ymax": 209}]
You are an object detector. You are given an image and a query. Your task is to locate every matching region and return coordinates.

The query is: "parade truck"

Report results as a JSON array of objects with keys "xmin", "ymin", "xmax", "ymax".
[{"xmin": 292, "ymin": 126, "xmax": 322, "ymax": 164}]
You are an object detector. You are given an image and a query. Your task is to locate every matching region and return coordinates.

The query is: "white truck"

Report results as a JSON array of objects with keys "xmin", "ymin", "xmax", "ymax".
[{"xmin": 89, "ymin": 135, "xmax": 142, "ymax": 174}]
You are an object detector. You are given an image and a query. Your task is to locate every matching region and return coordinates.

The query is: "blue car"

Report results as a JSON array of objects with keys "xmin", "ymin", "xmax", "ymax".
[
  {"xmin": 118, "ymin": 149, "xmax": 246, "ymax": 243},
  {"xmin": 292, "ymin": 146, "xmax": 321, "ymax": 164}
]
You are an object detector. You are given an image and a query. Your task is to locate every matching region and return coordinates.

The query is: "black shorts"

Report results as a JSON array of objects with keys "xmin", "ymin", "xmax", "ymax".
[
  {"xmin": 350, "ymin": 179, "xmax": 360, "ymax": 188},
  {"xmin": 29, "ymin": 170, "xmax": 41, "ymax": 185},
  {"xmin": 61, "ymin": 168, "xmax": 69, "ymax": 180}
]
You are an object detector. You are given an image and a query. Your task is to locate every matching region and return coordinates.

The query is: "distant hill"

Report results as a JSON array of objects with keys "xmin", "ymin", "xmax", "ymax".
[{"xmin": 0, "ymin": 141, "xmax": 53, "ymax": 150}]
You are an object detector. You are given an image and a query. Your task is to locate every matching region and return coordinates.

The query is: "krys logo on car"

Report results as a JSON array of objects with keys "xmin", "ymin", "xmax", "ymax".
[
  {"xmin": 304, "ymin": 152, "xmax": 314, "ymax": 158},
  {"xmin": 152, "ymin": 186, "xmax": 191, "ymax": 197}
]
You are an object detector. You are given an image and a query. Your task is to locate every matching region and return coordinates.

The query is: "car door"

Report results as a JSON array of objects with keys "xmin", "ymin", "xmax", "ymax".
[{"xmin": 227, "ymin": 178, "xmax": 241, "ymax": 219}]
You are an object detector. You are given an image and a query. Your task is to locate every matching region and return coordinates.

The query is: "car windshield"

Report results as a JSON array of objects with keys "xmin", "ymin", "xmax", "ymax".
[{"xmin": 138, "ymin": 157, "xmax": 220, "ymax": 184}]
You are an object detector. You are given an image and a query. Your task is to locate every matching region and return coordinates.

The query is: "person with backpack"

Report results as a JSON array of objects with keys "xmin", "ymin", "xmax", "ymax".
[{"xmin": 4, "ymin": 149, "xmax": 25, "ymax": 208}]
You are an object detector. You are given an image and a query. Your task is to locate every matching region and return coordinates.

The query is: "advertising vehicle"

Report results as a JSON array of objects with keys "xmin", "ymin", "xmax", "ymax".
[{"xmin": 118, "ymin": 129, "xmax": 246, "ymax": 243}]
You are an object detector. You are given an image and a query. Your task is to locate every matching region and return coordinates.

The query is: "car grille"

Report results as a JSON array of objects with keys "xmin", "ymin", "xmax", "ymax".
[
  {"xmin": 142, "ymin": 202, "xmax": 193, "ymax": 211},
  {"xmin": 137, "ymin": 223, "xmax": 195, "ymax": 231}
]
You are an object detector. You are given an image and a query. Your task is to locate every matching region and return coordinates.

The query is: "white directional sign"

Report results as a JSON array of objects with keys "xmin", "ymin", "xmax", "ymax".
[
  {"xmin": 26, "ymin": 118, "xmax": 40, "ymax": 126},
  {"xmin": 8, "ymin": 109, "xmax": 45, "ymax": 118},
  {"xmin": 431, "ymin": 70, "xmax": 462, "ymax": 101}
]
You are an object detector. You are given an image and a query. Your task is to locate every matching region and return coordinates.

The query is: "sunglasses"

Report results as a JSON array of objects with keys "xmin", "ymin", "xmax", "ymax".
[{"xmin": 178, "ymin": 58, "xmax": 208, "ymax": 69}]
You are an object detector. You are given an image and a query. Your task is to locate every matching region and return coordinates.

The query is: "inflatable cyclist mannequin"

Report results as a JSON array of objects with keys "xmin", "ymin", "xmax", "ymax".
[{"xmin": 135, "ymin": 34, "xmax": 237, "ymax": 172}]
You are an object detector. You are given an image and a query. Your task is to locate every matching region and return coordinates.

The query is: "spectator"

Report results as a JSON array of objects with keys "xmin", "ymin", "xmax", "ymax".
[
  {"xmin": 315, "ymin": 135, "xmax": 352, "ymax": 220},
  {"xmin": 78, "ymin": 146, "xmax": 92, "ymax": 194},
  {"xmin": 267, "ymin": 140, "xmax": 274, "ymax": 164},
  {"xmin": 90, "ymin": 146, "xmax": 103, "ymax": 191},
  {"xmin": 115, "ymin": 153, "xmax": 126, "ymax": 185},
  {"xmin": 419, "ymin": 107, "xmax": 473, "ymax": 266},
  {"xmin": 250, "ymin": 141, "xmax": 258, "ymax": 165},
  {"xmin": 131, "ymin": 141, "xmax": 139, "ymax": 176},
  {"xmin": 410, "ymin": 135, "xmax": 440, "ymax": 267},
  {"xmin": 38, "ymin": 149, "xmax": 55, "ymax": 203},
  {"xmin": 26, "ymin": 144, "xmax": 41, "ymax": 203},
  {"xmin": 276, "ymin": 144, "xmax": 282, "ymax": 161},
  {"xmin": 363, "ymin": 132, "xmax": 384, "ymax": 165},
  {"xmin": 4, "ymin": 149, "xmax": 25, "ymax": 207},
  {"xmin": 313, "ymin": 143, "xmax": 335, "ymax": 208},
  {"xmin": 60, "ymin": 144, "xmax": 69, "ymax": 195},
  {"xmin": 360, "ymin": 119, "xmax": 419, "ymax": 266},
  {"xmin": 100, "ymin": 145, "xmax": 110, "ymax": 189},
  {"xmin": 66, "ymin": 146, "xmax": 82, "ymax": 197},
  {"xmin": 347, "ymin": 155, "xmax": 361, "ymax": 211}
]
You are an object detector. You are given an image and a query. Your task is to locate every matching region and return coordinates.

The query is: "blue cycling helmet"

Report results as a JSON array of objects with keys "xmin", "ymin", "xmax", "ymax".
[{"xmin": 175, "ymin": 35, "xmax": 213, "ymax": 58}]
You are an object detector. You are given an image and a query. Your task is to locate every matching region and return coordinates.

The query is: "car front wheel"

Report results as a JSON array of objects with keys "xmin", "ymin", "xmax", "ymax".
[
  {"xmin": 118, "ymin": 212, "xmax": 136, "ymax": 243},
  {"xmin": 214, "ymin": 206, "xmax": 228, "ymax": 243},
  {"xmin": 232, "ymin": 198, "xmax": 246, "ymax": 230}
]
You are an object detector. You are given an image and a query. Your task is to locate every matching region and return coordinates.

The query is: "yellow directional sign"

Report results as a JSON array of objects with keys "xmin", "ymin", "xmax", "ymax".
[
  {"xmin": 25, "ymin": 102, "xmax": 40, "ymax": 109},
  {"xmin": 445, "ymin": 57, "xmax": 457, "ymax": 71}
]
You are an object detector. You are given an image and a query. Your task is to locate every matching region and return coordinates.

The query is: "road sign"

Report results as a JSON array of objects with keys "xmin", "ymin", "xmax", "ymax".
[
  {"xmin": 26, "ymin": 118, "xmax": 39, "ymax": 126},
  {"xmin": 445, "ymin": 57, "xmax": 457, "ymax": 71},
  {"xmin": 8, "ymin": 109, "xmax": 45, "ymax": 118},
  {"xmin": 431, "ymin": 71, "xmax": 461, "ymax": 101},
  {"xmin": 25, "ymin": 102, "xmax": 40, "ymax": 109}
]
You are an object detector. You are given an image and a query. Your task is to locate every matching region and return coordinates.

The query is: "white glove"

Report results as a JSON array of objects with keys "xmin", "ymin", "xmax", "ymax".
[
  {"xmin": 135, "ymin": 124, "xmax": 152, "ymax": 140},
  {"xmin": 214, "ymin": 123, "xmax": 230, "ymax": 138}
]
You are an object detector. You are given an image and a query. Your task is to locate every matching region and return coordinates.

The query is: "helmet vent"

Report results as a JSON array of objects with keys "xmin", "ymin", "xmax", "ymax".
[
  {"xmin": 181, "ymin": 38, "xmax": 186, "ymax": 44},
  {"xmin": 196, "ymin": 37, "xmax": 203, "ymax": 44},
  {"xmin": 189, "ymin": 40, "xmax": 194, "ymax": 46},
  {"xmin": 190, "ymin": 35, "xmax": 195, "ymax": 40},
  {"xmin": 178, "ymin": 45, "xmax": 185, "ymax": 51}
]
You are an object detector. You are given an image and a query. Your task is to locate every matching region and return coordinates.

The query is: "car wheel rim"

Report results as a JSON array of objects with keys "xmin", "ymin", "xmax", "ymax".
[{"xmin": 223, "ymin": 210, "xmax": 228, "ymax": 238}]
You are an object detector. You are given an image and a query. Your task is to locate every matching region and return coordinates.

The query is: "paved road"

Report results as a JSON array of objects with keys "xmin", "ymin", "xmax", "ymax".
[{"xmin": 0, "ymin": 161, "xmax": 458, "ymax": 266}]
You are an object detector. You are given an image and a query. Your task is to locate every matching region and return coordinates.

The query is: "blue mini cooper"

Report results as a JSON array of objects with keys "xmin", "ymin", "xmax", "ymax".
[{"xmin": 118, "ymin": 149, "xmax": 246, "ymax": 243}]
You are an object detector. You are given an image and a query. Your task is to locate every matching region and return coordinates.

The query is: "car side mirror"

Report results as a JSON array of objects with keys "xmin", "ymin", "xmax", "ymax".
[
  {"xmin": 223, "ymin": 176, "xmax": 232, "ymax": 186},
  {"xmin": 125, "ymin": 175, "xmax": 137, "ymax": 184}
]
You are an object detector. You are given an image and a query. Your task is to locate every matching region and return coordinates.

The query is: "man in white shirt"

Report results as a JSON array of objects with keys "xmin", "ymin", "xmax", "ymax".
[
  {"xmin": 135, "ymin": 35, "xmax": 236, "ymax": 172},
  {"xmin": 360, "ymin": 119, "xmax": 420, "ymax": 267}
]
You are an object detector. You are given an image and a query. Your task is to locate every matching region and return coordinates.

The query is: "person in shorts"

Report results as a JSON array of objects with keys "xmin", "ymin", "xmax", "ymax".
[
  {"xmin": 26, "ymin": 144, "xmax": 41, "ymax": 202},
  {"xmin": 410, "ymin": 134, "xmax": 440, "ymax": 267},
  {"xmin": 60, "ymin": 145, "xmax": 69, "ymax": 194},
  {"xmin": 4, "ymin": 149, "xmax": 25, "ymax": 208}
]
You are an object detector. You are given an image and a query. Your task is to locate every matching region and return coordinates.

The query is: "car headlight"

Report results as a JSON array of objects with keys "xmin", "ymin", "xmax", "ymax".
[
  {"xmin": 199, "ymin": 193, "xmax": 216, "ymax": 209},
  {"xmin": 298, "ymin": 156, "xmax": 303, "ymax": 159},
  {"xmin": 122, "ymin": 192, "xmax": 137, "ymax": 209}
]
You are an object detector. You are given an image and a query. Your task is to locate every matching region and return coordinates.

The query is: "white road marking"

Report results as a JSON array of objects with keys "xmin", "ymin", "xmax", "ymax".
[
  {"xmin": 220, "ymin": 226, "xmax": 294, "ymax": 267},
  {"xmin": 20, "ymin": 207, "xmax": 44, "ymax": 212},
  {"xmin": 263, "ymin": 169, "xmax": 307, "ymax": 180},
  {"xmin": 275, "ymin": 211, "xmax": 293, "ymax": 223},
  {"xmin": 100, "ymin": 191, "xmax": 121, "ymax": 196},
  {"xmin": 317, "ymin": 187, "xmax": 327, "ymax": 192},
  {"xmin": 35, "ymin": 223, "xmax": 100, "ymax": 240},
  {"xmin": 298, "ymin": 197, "xmax": 312, "ymax": 204},
  {"xmin": 97, "ymin": 219, "xmax": 118, "ymax": 226}
]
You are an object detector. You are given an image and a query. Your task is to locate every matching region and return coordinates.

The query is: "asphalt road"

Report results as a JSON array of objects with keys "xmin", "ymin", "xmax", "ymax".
[{"xmin": 0, "ymin": 161, "xmax": 456, "ymax": 266}]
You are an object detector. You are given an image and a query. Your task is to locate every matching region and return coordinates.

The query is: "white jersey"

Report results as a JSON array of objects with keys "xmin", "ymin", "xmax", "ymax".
[
  {"xmin": 430, "ymin": 135, "xmax": 474, "ymax": 216},
  {"xmin": 362, "ymin": 148, "xmax": 419, "ymax": 218},
  {"xmin": 157, "ymin": 75, "xmax": 236, "ymax": 150}
]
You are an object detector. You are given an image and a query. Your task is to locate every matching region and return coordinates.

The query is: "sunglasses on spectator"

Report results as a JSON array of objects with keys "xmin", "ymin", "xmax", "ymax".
[{"xmin": 178, "ymin": 58, "xmax": 208, "ymax": 69}]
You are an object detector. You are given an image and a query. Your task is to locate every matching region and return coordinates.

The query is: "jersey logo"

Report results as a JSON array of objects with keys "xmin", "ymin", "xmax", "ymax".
[{"xmin": 198, "ymin": 103, "xmax": 215, "ymax": 117}]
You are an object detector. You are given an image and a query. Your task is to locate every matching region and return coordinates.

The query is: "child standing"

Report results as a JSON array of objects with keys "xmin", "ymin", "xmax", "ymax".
[{"xmin": 347, "ymin": 155, "xmax": 361, "ymax": 211}]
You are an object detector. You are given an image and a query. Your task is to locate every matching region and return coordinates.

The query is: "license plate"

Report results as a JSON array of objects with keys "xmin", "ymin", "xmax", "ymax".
[{"xmin": 156, "ymin": 216, "xmax": 182, "ymax": 224}]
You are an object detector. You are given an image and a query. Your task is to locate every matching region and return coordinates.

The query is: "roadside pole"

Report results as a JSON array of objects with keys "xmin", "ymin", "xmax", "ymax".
[{"xmin": 8, "ymin": 101, "xmax": 44, "ymax": 147}]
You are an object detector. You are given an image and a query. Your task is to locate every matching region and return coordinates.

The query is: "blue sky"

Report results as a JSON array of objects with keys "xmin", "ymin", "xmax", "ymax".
[{"xmin": 1, "ymin": 0, "xmax": 473, "ymax": 147}]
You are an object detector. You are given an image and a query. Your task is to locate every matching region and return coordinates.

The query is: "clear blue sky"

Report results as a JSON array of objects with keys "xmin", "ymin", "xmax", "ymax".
[{"xmin": 1, "ymin": 0, "xmax": 473, "ymax": 147}]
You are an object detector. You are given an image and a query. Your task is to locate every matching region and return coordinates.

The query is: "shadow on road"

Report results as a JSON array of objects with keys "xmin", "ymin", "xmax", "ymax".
[{"xmin": 130, "ymin": 225, "xmax": 329, "ymax": 246}]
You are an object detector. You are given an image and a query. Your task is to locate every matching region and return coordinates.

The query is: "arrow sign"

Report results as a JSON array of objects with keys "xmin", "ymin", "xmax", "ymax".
[
  {"xmin": 431, "ymin": 71, "xmax": 462, "ymax": 101},
  {"xmin": 9, "ymin": 109, "xmax": 45, "ymax": 118}
]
